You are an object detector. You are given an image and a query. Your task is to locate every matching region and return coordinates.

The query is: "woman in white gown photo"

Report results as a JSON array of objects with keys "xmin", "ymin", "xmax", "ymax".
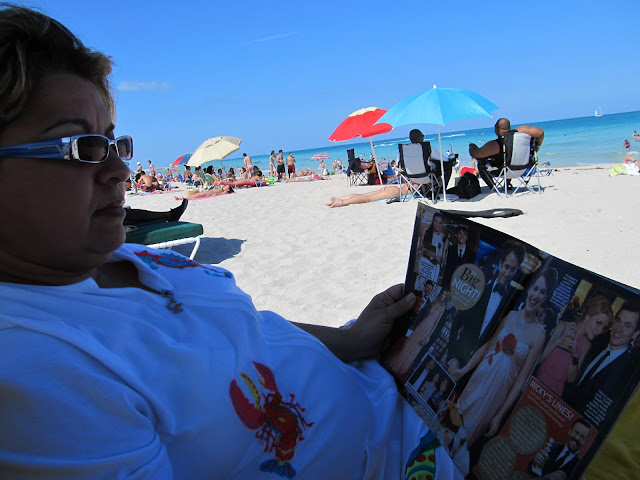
[{"xmin": 451, "ymin": 268, "xmax": 558, "ymax": 449}]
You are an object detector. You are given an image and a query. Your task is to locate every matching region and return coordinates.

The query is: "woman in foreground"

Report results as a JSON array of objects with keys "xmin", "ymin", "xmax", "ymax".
[{"xmin": 0, "ymin": 6, "xmax": 457, "ymax": 479}]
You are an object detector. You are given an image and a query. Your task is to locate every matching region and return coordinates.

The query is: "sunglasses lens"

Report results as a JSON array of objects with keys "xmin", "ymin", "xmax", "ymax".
[
  {"xmin": 116, "ymin": 136, "xmax": 133, "ymax": 160},
  {"xmin": 76, "ymin": 135, "xmax": 109, "ymax": 163}
]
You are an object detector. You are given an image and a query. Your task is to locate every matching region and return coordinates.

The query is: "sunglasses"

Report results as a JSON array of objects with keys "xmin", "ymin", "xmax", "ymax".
[{"xmin": 0, "ymin": 134, "xmax": 133, "ymax": 164}]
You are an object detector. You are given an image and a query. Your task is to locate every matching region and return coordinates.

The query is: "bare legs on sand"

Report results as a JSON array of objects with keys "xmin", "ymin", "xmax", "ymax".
[{"xmin": 325, "ymin": 184, "xmax": 411, "ymax": 208}]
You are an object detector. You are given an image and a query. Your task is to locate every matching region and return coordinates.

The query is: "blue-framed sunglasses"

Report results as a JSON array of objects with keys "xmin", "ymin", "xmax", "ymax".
[{"xmin": 0, "ymin": 134, "xmax": 133, "ymax": 164}]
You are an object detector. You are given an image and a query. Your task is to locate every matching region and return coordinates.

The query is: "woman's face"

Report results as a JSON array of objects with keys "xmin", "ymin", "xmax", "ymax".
[
  {"xmin": 584, "ymin": 312, "xmax": 610, "ymax": 340},
  {"xmin": 525, "ymin": 276, "xmax": 548, "ymax": 312},
  {"xmin": 431, "ymin": 373, "xmax": 441, "ymax": 384},
  {"xmin": 0, "ymin": 73, "xmax": 130, "ymax": 284},
  {"xmin": 432, "ymin": 215, "xmax": 444, "ymax": 233}
]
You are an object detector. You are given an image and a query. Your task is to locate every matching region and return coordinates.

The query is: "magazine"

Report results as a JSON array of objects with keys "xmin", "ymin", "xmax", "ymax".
[{"xmin": 381, "ymin": 203, "xmax": 640, "ymax": 480}]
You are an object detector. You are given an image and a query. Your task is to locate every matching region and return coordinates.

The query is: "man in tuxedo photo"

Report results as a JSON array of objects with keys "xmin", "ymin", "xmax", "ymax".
[
  {"xmin": 442, "ymin": 225, "xmax": 476, "ymax": 288},
  {"xmin": 408, "ymin": 280, "xmax": 434, "ymax": 333},
  {"xmin": 446, "ymin": 240, "xmax": 526, "ymax": 373},
  {"xmin": 563, "ymin": 302, "xmax": 640, "ymax": 426},
  {"xmin": 528, "ymin": 418, "xmax": 591, "ymax": 479}
]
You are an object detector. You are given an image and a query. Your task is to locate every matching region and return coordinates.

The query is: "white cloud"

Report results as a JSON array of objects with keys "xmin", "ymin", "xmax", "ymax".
[
  {"xmin": 244, "ymin": 32, "xmax": 296, "ymax": 45},
  {"xmin": 118, "ymin": 81, "xmax": 171, "ymax": 92}
]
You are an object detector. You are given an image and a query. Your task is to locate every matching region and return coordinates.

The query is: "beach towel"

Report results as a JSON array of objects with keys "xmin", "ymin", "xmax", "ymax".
[{"xmin": 609, "ymin": 163, "xmax": 640, "ymax": 176}]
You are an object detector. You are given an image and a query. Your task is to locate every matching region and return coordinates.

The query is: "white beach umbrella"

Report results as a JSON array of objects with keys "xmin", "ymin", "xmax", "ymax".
[{"xmin": 187, "ymin": 136, "xmax": 242, "ymax": 168}]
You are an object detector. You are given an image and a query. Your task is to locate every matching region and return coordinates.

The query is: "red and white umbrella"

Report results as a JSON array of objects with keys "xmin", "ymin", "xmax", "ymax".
[
  {"xmin": 328, "ymin": 107, "xmax": 393, "ymax": 185},
  {"xmin": 328, "ymin": 107, "xmax": 392, "ymax": 141}
]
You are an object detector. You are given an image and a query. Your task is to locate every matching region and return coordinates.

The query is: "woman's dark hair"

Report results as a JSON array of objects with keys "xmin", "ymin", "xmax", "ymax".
[
  {"xmin": 0, "ymin": 4, "xmax": 114, "ymax": 133},
  {"xmin": 531, "ymin": 267, "xmax": 558, "ymax": 300}
]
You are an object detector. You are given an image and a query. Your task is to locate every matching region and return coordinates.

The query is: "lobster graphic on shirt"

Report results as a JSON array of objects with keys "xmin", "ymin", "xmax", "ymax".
[{"xmin": 229, "ymin": 361, "xmax": 314, "ymax": 478}]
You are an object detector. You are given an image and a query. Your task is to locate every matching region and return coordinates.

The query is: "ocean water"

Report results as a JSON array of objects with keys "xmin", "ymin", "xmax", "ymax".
[{"xmin": 206, "ymin": 110, "xmax": 640, "ymax": 174}]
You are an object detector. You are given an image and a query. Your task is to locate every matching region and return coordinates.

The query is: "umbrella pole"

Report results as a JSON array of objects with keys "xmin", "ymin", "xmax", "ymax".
[
  {"xmin": 369, "ymin": 137, "xmax": 384, "ymax": 186},
  {"xmin": 437, "ymin": 125, "xmax": 447, "ymax": 202},
  {"xmin": 218, "ymin": 159, "xmax": 227, "ymax": 177}
]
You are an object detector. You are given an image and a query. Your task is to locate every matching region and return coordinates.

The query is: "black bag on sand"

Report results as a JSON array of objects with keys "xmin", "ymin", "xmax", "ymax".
[
  {"xmin": 447, "ymin": 172, "xmax": 481, "ymax": 199},
  {"xmin": 458, "ymin": 172, "xmax": 481, "ymax": 199}
]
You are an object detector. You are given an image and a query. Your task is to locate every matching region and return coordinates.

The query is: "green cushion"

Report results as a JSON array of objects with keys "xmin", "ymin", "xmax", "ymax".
[{"xmin": 125, "ymin": 220, "xmax": 203, "ymax": 245}]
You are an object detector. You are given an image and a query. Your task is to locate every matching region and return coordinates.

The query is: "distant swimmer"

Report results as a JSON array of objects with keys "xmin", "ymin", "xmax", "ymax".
[
  {"xmin": 624, "ymin": 139, "xmax": 631, "ymax": 151},
  {"xmin": 633, "ymin": 130, "xmax": 640, "ymax": 141}
]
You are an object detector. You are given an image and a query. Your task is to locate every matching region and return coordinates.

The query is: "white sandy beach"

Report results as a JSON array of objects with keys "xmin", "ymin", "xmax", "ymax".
[{"xmin": 124, "ymin": 165, "xmax": 640, "ymax": 327}]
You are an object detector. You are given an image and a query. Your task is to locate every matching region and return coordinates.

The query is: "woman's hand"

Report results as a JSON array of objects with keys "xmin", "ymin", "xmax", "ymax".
[
  {"xmin": 485, "ymin": 410, "xmax": 506, "ymax": 438},
  {"xmin": 345, "ymin": 284, "xmax": 416, "ymax": 361},
  {"xmin": 560, "ymin": 323, "xmax": 578, "ymax": 352},
  {"xmin": 449, "ymin": 363, "xmax": 466, "ymax": 381}
]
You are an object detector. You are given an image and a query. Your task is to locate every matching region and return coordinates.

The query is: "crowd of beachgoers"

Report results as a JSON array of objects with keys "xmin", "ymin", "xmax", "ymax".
[{"xmin": 126, "ymin": 153, "xmax": 404, "ymax": 196}]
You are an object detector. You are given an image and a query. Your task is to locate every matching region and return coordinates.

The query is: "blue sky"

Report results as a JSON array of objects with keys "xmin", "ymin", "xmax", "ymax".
[{"xmin": 25, "ymin": 0, "xmax": 640, "ymax": 166}]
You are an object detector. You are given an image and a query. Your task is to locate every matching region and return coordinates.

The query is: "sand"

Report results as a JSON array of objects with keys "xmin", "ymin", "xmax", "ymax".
[{"xmin": 124, "ymin": 165, "xmax": 640, "ymax": 327}]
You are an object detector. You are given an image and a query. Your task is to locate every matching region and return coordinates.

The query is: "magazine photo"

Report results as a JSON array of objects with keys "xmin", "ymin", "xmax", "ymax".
[{"xmin": 381, "ymin": 203, "xmax": 640, "ymax": 480}]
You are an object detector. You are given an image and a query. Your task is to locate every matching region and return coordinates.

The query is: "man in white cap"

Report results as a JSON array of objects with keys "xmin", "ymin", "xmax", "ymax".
[{"xmin": 135, "ymin": 161, "xmax": 144, "ymax": 175}]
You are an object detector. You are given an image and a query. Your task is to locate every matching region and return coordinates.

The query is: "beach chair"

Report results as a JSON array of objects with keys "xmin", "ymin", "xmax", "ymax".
[
  {"xmin": 202, "ymin": 172, "xmax": 221, "ymax": 189},
  {"xmin": 346, "ymin": 148, "xmax": 367, "ymax": 186},
  {"xmin": 479, "ymin": 131, "xmax": 542, "ymax": 197},
  {"xmin": 536, "ymin": 161, "xmax": 554, "ymax": 176},
  {"xmin": 397, "ymin": 141, "xmax": 441, "ymax": 203},
  {"xmin": 125, "ymin": 220, "xmax": 204, "ymax": 260}
]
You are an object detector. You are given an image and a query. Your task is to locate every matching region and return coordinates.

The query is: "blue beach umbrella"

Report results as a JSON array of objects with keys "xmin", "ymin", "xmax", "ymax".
[{"xmin": 378, "ymin": 85, "xmax": 498, "ymax": 201}]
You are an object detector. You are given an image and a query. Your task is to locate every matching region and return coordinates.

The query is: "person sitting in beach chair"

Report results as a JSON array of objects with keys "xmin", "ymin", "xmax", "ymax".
[
  {"xmin": 346, "ymin": 148, "xmax": 367, "ymax": 186},
  {"xmin": 397, "ymin": 130, "xmax": 450, "ymax": 203},
  {"xmin": 470, "ymin": 118, "xmax": 544, "ymax": 190},
  {"xmin": 183, "ymin": 165, "xmax": 194, "ymax": 184},
  {"xmin": 0, "ymin": 8, "xmax": 455, "ymax": 479},
  {"xmin": 476, "ymin": 128, "xmax": 543, "ymax": 197}
]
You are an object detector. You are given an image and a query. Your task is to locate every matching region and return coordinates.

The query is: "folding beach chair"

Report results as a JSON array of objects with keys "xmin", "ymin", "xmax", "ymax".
[
  {"xmin": 125, "ymin": 220, "xmax": 204, "ymax": 260},
  {"xmin": 397, "ymin": 141, "xmax": 442, "ymax": 203},
  {"xmin": 536, "ymin": 161, "xmax": 554, "ymax": 176},
  {"xmin": 346, "ymin": 148, "xmax": 367, "ymax": 186},
  {"xmin": 478, "ymin": 131, "xmax": 542, "ymax": 197}
]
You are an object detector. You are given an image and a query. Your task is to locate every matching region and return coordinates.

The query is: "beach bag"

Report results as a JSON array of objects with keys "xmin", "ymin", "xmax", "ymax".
[{"xmin": 457, "ymin": 172, "xmax": 481, "ymax": 199}]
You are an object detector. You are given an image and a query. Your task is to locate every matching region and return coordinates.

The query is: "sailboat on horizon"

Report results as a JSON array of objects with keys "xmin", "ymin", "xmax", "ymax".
[{"xmin": 594, "ymin": 106, "xmax": 604, "ymax": 117}]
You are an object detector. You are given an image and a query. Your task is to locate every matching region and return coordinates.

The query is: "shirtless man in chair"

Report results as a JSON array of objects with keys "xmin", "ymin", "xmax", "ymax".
[{"xmin": 469, "ymin": 118, "xmax": 544, "ymax": 187}]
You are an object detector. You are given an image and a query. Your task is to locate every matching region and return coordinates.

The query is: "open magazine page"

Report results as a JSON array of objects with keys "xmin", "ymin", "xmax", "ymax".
[{"xmin": 381, "ymin": 203, "xmax": 640, "ymax": 480}]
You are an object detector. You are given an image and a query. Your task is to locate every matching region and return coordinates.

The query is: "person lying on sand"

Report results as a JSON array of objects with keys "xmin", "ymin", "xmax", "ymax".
[
  {"xmin": 326, "ymin": 183, "xmax": 413, "ymax": 207},
  {"xmin": 287, "ymin": 172, "xmax": 327, "ymax": 182},
  {"xmin": 178, "ymin": 185, "xmax": 234, "ymax": 199},
  {"xmin": 293, "ymin": 168, "xmax": 314, "ymax": 177},
  {"xmin": 623, "ymin": 155, "xmax": 640, "ymax": 169}
]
